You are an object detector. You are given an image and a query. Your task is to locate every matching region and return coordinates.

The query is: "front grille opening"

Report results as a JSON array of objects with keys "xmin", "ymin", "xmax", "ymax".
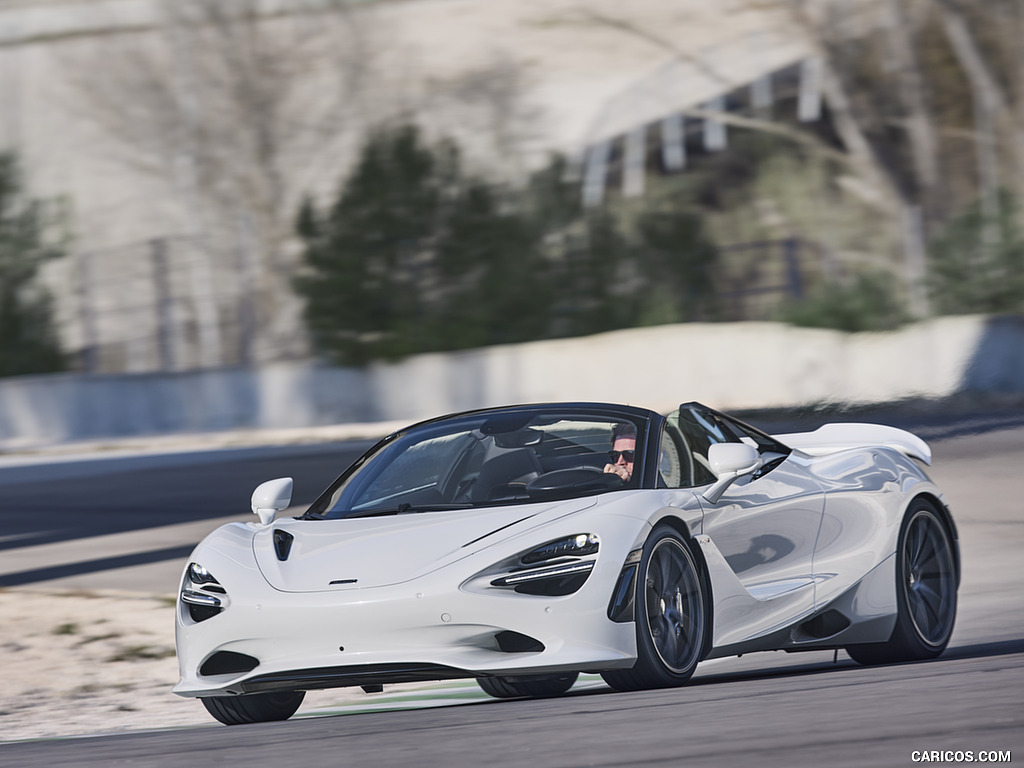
[
  {"xmin": 200, "ymin": 651, "xmax": 260, "ymax": 677},
  {"xmin": 495, "ymin": 631, "xmax": 545, "ymax": 653}
]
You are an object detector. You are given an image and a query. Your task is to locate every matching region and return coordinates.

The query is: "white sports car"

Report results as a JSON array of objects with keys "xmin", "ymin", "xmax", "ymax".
[{"xmin": 174, "ymin": 402, "xmax": 959, "ymax": 725}]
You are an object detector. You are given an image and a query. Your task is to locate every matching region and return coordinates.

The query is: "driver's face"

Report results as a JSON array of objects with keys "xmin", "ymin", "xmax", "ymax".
[{"xmin": 611, "ymin": 437, "xmax": 635, "ymax": 479}]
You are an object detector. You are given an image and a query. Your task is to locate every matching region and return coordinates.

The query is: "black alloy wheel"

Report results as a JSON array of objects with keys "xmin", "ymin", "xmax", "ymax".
[
  {"xmin": 602, "ymin": 524, "xmax": 707, "ymax": 691},
  {"xmin": 847, "ymin": 499, "xmax": 957, "ymax": 665}
]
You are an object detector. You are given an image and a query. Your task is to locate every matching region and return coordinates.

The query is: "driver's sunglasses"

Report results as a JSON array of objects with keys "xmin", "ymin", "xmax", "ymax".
[{"xmin": 608, "ymin": 449, "xmax": 635, "ymax": 463}]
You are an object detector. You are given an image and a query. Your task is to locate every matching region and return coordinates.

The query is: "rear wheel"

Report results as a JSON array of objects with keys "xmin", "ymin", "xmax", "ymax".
[
  {"xmin": 847, "ymin": 500, "xmax": 957, "ymax": 665},
  {"xmin": 477, "ymin": 672, "xmax": 578, "ymax": 699},
  {"xmin": 201, "ymin": 690, "xmax": 305, "ymax": 725},
  {"xmin": 602, "ymin": 525, "xmax": 707, "ymax": 691}
]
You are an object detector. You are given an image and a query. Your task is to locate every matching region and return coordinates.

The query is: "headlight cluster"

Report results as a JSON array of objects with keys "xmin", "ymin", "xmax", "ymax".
[
  {"xmin": 520, "ymin": 533, "xmax": 600, "ymax": 564},
  {"xmin": 180, "ymin": 562, "xmax": 227, "ymax": 622},
  {"xmin": 489, "ymin": 533, "xmax": 600, "ymax": 596}
]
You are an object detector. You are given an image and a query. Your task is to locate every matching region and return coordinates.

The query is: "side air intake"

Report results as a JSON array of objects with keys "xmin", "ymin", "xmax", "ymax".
[{"xmin": 797, "ymin": 610, "xmax": 851, "ymax": 640}]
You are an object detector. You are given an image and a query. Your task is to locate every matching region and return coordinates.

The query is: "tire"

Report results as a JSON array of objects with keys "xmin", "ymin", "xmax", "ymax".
[
  {"xmin": 847, "ymin": 499, "xmax": 957, "ymax": 666},
  {"xmin": 477, "ymin": 672, "xmax": 578, "ymax": 699},
  {"xmin": 602, "ymin": 525, "xmax": 707, "ymax": 691},
  {"xmin": 201, "ymin": 690, "xmax": 305, "ymax": 725}
]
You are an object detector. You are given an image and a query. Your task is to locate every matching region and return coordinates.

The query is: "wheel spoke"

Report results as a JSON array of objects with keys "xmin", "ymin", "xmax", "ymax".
[
  {"xmin": 915, "ymin": 580, "xmax": 944, "ymax": 613},
  {"xmin": 648, "ymin": 556, "xmax": 665, "ymax": 592},
  {"xmin": 914, "ymin": 530, "xmax": 939, "ymax": 572},
  {"xmin": 659, "ymin": 615, "xmax": 679, "ymax": 658},
  {"xmin": 656, "ymin": 548, "xmax": 680, "ymax": 589},
  {"xmin": 914, "ymin": 585, "xmax": 941, "ymax": 629},
  {"xmin": 910, "ymin": 591, "xmax": 932, "ymax": 635},
  {"xmin": 907, "ymin": 522, "xmax": 926, "ymax": 567}
]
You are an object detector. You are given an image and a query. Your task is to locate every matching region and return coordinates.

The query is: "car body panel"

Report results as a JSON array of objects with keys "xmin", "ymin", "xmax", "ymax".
[
  {"xmin": 699, "ymin": 453, "xmax": 825, "ymax": 626},
  {"xmin": 251, "ymin": 498, "xmax": 599, "ymax": 592},
  {"xmin": 174, "ymin": 401, "xmax": 958, "ymax": 699},
  {"xmin": 806, "ymin": 446, "xmax": 944, "ymax": 611}
]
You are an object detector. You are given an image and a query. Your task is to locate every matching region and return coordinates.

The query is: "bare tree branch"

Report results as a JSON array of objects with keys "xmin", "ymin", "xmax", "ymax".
[
  {"xmin": 61, "ymin": 0, "xmax": 375, "ymax": 363},
  {"xmin": 884, "ymin": 0, "xmax": 939, "ymax": 201}
]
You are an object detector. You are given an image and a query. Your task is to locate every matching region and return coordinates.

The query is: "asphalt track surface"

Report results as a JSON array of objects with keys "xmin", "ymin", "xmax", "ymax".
[{"xmin": 1, "ymin": 407, "xmax": 1022, "ymax": 766}]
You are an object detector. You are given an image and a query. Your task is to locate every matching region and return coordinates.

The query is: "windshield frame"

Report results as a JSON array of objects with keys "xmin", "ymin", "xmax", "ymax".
[{"xmin": 302, "ymin": 403, "xmax": 658, "ymax": 519}]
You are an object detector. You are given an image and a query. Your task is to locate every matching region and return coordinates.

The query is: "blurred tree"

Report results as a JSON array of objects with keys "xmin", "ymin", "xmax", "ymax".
[
  {"xmin": 0, "ymin": 152, "xmax": 66, "ymax": 376},
  {"xmin": 296, "ymin": 125, "xmax": 721, "ymax": 364},
  {"xmin": 434, "ymin": 178, "xmax": 553, "ymax": 349},
  {"xmin": 928, "ymin": 193, "xmax": 1024, "ymax": 315},
  {"xmin": 780, "ymin": 272, "xmax": 907, "ymax": 333},
  {"xmin": 295, "ymin": 125, "xmax": 454, "ymax": 364},
  {"xmin": 634, "ymin": 207, "xmax": 721, "ymax": 323}
]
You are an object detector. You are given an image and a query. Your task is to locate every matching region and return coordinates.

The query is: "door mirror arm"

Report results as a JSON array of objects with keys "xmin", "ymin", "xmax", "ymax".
[{"xmin": 702, "ymin": 444, "xmax": 762, "ymax": 504}]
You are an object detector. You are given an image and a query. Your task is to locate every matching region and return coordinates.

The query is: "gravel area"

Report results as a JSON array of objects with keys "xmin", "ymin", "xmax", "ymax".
[{"xmin": 0, "ymin": 589, "xmax": 213, "ymax": 741}]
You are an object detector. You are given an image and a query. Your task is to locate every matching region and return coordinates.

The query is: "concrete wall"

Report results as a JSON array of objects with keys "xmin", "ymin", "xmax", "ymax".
[{"xmin": 1, "ymin": 315, "xmax": 1022, "ymax": 448}]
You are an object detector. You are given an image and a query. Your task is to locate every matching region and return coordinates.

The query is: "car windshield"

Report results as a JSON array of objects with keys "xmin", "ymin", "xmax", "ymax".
[{"xmin": 308, "ymin": 409, "xmax": 646, "ymax": 519}]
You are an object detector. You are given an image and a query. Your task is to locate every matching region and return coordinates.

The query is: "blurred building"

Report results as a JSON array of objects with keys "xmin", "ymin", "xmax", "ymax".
[{"xmin": 0, "ymin": 0, "xmax": 816, "ymax": 373}]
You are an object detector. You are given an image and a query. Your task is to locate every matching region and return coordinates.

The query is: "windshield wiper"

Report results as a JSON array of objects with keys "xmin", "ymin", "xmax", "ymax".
[{"xmin": 341, "ymin": 502, "xmax": 473, "ymax": 519}]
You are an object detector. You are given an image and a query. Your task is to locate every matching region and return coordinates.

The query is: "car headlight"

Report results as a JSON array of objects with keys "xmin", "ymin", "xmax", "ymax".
[
  {"xmin": 188, "ymin": 562, "xmax": 219, "ymax": 585},
  {"xmin": 180, "ymin": 562, "xmax": 227, "ymax": 622},
  {"xmin": 520, "ymin": 533, "xmax": 600, "ymax": 564},
  {"xmin": 486, "ymin": 533, "xmax": 600, "ymax": 597}
]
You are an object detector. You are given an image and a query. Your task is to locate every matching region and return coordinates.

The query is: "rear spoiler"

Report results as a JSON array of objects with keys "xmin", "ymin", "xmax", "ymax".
[{"xmin": 774, "ymin": 423, "xmax": 931, "ymax": 466}]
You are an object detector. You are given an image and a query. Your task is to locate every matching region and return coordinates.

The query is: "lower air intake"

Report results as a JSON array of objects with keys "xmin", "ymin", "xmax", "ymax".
[
  {"xmin": 495, "ymin": 631, "xmax": 545, "ymax": 653},
  {"xmin": 200, "ymin": 651, "xmax": 260, "ymax": 677}
]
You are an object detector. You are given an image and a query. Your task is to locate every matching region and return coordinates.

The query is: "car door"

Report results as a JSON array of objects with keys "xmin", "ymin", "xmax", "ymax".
[{"xmin": 663, "ymin": 405, "xmax": 825, "ymax": 648}]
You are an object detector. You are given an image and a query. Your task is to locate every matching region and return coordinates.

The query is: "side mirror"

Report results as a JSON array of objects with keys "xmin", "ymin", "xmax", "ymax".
[
  {"xmin": 703, "ymin": 443, "xmax": 762, "ymax": 504},
  {"xmin": 251, "ymin": 477, "xmax": 294, "ymax": 526}
]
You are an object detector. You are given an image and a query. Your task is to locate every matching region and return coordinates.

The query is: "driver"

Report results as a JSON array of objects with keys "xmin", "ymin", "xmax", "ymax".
[{"xmin": 603, "ymin": 423, "xmax": 636, "ymax": 482}]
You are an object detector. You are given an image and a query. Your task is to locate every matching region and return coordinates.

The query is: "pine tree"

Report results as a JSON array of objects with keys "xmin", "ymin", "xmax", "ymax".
[
  {"xmin": 0, "ymin": 152, "xmax": 66, "ymax": 376},
  {"xmin": 294, "ymin": 124, "xmax": 722, "ymax": 364}
]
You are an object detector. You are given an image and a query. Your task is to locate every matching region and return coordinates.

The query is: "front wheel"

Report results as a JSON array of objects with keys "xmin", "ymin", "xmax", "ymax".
[
  {"xmin": 847, "ymin": 500, "xmax": 957, "ymax": 665},
  {"xmin": 201, "ymin": 690, "xmax": 305, "ymax": 725},
  {"xmin": 477, "ymin": 672, "xmax": 578, "ymax": 699},
  {"xmin": 602, "ymin": 525, "xmax": 707, "ymax": 691}
]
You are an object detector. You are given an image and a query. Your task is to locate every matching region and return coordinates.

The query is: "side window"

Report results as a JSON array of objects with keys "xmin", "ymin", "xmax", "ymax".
[
  {"xmin": 659, "ymin": 416, "xmax": 716, "ymax": 488},
  {"xmin": 670, "ymin": 403, "xmax": 793, "ymax": 485},
  {"xmin": 668, "ymin": 407, "xmax": 730, "ymax": 487},
  {"xmin": 658, "ymin": 426, "xmax": 683, "ymax": 488},
  {"xmin": 717, "ymin": 411, "xmax": 792, "ymax": 479}
]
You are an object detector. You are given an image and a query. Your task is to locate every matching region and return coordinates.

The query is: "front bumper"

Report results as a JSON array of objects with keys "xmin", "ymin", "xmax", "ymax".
[{"xmin": 174, "ymin": 515, "xmax": 648, "ymax": 697}]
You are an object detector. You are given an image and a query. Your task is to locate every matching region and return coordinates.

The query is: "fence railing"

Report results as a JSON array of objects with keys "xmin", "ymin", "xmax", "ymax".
[{"xmin": 62, "ymin": 235, "xmax": 821, "ymax": 374}]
